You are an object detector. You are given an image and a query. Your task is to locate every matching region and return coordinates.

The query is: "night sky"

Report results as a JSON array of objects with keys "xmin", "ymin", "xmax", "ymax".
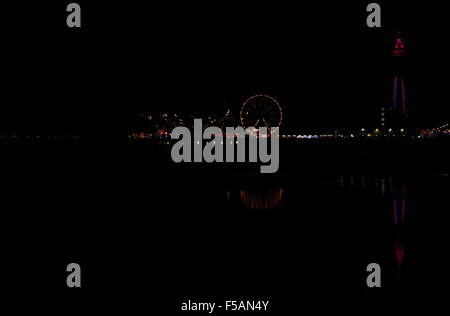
[{"xmin": 4, "ymin": 1, "xmax": 450, "ymax": 136}]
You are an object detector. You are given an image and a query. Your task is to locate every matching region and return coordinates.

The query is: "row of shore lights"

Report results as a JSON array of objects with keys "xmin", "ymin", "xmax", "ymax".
[
  {"xmin": 361, "ymin": 128, "xmax": 405, "ymax": 133},
  {"xmin": 281, "ymin": 128, "xmax": 406, "ymax": 139}
]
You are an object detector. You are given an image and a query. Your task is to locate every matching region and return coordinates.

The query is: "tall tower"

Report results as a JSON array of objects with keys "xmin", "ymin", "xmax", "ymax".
[{"xmin": 389, "ymin": 31, "xmax": 408, "ymax": 129}]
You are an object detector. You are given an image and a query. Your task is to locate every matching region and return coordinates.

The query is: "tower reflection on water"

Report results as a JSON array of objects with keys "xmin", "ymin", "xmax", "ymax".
[{"xmin": 338, "ymin": 175, "xmax": 408, "ymax": 284}]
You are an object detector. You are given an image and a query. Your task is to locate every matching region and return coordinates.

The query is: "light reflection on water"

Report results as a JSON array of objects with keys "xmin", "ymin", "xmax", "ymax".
[
  {"xmin": 226, "ymin": 175, "xmax": 418, "ymax": 291},
  {"xmin": 239, "ymin": 188, "xmax": 283, "ymax": 209}
]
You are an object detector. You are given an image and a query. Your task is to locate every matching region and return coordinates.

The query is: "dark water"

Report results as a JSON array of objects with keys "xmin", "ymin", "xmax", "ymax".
[{"xmin": 3, "ymin": 139, "xmax": 450, "ymax": 299}]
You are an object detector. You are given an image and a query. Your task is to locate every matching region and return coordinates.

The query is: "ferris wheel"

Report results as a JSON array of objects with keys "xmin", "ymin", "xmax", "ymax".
[{"xmin": 240, "ymin": 94, "xmax": 282, "ymax": 130}]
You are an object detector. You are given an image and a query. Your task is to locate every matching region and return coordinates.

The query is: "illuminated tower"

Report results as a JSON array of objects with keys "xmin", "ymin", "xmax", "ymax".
[{"xmin": 389, "ymin": 31, "xmax": 408, "ymax": 129}]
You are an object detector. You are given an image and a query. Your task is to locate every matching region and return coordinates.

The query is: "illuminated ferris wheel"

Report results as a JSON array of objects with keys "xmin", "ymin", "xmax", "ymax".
[{"xmin": 240, "ymin": 94, "xmax": 282, "ymax": 130}]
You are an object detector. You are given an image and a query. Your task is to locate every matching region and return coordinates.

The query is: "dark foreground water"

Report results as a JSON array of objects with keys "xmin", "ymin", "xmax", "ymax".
[{"xmin": 2, "ymin": 139, "xmax": 450, "ymax": 300}]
